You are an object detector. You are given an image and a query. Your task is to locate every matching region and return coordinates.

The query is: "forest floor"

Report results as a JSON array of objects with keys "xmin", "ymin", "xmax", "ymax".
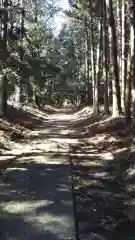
[{"xmin": 0, "ymin": 104, "xmax": 135, "ymax": 240}]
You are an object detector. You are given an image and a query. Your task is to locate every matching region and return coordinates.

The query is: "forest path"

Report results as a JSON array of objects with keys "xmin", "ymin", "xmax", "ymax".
[
  {"xmin": 0, "ymin": 109, "xmax": 81, "ymax": 240},
  {"xmin": 1, "ymin": 106, "xmax": 133, "ymax": 240}
]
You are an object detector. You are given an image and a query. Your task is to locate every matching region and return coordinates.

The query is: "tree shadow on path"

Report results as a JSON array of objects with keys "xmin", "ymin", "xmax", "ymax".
[
  {"xmin": 70, "ymin": 133, "xmax": 135, "ymax": 240},
  {"xmin": 0, "ymin": 152, "xmax": 75, "ymax": 240}
]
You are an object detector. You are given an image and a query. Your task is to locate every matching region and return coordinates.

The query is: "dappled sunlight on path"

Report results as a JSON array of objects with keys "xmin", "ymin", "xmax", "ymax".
[
  {"xmin": 1, "ymin": 106, "xmax": 134, "ymax": 240},
  {"xmin": 0, "ymin": 109, "xmax": 81, "ymax": 240}
]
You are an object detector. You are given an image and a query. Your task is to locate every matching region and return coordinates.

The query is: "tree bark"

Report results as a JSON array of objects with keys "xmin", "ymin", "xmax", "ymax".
[
  {"xmin": 131, "ymin": 0, "xmax": 135, "ymax": 119},
  {"xmin": 121, "ymin": 1, "xmax": 127, "ymax": 111},
  {"xmin": 124, "ymin": 26, "xmax": 132, "ymax": 123},
  {"xmin": 0, "ymin": 0, "xmax": 8, "ymax": 116},
  {"xmin": 0, "ymin": 74, "xmax": 4, "ymax": 117},
  {"xmin": 90, "ymin": 14, "xmax": 96, "ymax": 113},
  {"xmin": 106, "ymin": 0, "xmax": 122, "ymax": 116},
  {"xmin": 95, "ymin": 18, "xmax": 103, "ymax": 114},
  {"xmin": 103, "ymin": 0, "xmax": 109, "ymax": 114}
]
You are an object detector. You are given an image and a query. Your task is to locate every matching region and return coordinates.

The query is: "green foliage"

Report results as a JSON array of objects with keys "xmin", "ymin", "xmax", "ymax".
[{"xmin": 2, "ymin": 0, "xmax": 92, "ymax": 104}]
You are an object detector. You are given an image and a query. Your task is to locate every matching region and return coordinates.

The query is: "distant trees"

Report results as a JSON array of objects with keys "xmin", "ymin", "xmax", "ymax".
[
  {"xmin": 0, "ymin": 0, "xmax": 135, "ymax": 122},
  {"xmin": 0, "ymin": 0, "xmax": 62, "ymax": 115}
]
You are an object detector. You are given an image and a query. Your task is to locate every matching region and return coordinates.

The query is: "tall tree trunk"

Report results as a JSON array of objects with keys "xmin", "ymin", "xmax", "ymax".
[
  {"xmin": 90, "ymin": 14, "xmax": 96, "ymax": 113},
  {"xmin": 131, "ymin": 0, "xmax": 135, "ymax": 119},
  {"xmin": 0, "ymin": 74, "xmax": 4, "ymax": 117},
  {"xmin": 121, "ymin": 1, "xmax": 127, "ymax": 111},
  {"xmin": 95, "ymin": 18, "xmax": 102, "ymax": 114},
  {"xmin": 106, "ymin": 0, "xmax": 122, "ymax": 116},
  {"xmin": 103, "ymin": 0, "xmax": 109, "ymax": 114},
  {"xmin": 0, "ymin": 0, "xmax": 8, "ymax": 116},
  {"xmin": 116, "ymin": 0, "xmax": 122, "ymax": 83},
  {"xmin": 124, "ymin": 24, "xmax": 132, "ymax": 123},
  {"xmin": 85, "ymin": 15, "xmax": 89, "ymax": 105},
  {"xmin": 18, "ymin": 6, "xmax": 25, "ymax": 105},
  {"xmin": 85, "ymin": 16, "xmax": 92, "ymax": 105}
]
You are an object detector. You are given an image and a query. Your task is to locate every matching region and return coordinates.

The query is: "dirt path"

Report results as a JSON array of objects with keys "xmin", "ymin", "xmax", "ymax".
[
  {"xmin": 0, "ymin": 112, "xmax": 78, "ymax": 240},
  {"xmin": 1, "ymin": 107, "xmax": 135, "ymax": 240}
]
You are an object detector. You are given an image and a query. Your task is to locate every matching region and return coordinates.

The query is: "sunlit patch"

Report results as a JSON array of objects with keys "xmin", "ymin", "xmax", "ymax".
[
  {"xmin": 126, "ymin": 167, "xmax": 135, "ymax": 177},
  {"xmin": 49, "ymin": 137, "xmax": 79, "ymax": 144},
  {"xmin": 114, "ymin": 147, "xmax": 129, "ymax": 154},
  {"xmin": 75, "ymin": 161, "xmax": 103, "ymax": 167},
  {"xmin": 0, "ymin": 155, "xmax": 15, "ymax": 161},
  {"xmin": 88, "ymin": 134, "xmax": 107, "ymax": 144},
  {"xmin": 60, "ymin": 129, "xmax": 74, "ymax": 135},
  {"xmin": 72, "ymin": 107, "xmax": 93, "ymax": 121},
  {"xmin": 1, "ymin": 200, "xmax": 53, "ymax": 214},
  {"xmin": 5, "ymin": 167, "xmax": 27, "ymax": 172},
  {"xmin": 100, "ymin": 152, "xmax": 114, "ymax": 161}
]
